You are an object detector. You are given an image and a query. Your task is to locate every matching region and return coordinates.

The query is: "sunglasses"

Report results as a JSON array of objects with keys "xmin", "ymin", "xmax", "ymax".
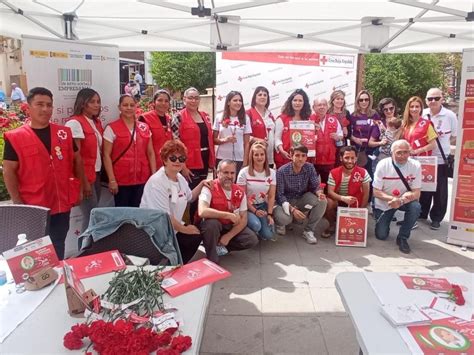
[
  {"xmin": 359, "ymin": 98, "xmax": 370, "ymax": 102},
  {"xmin": 383, "ymin": 106, "xmax": 395, "ymax": 112},
  {"xmin": 168, "ymin": 155, "xmax": 186, "ymax": 163},
  {"xmin": 426, "ymin": 96, "xmax": 441, "ymax": 102}
]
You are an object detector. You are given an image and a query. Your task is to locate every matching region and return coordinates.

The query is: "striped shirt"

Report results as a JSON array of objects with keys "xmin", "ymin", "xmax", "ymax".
[{"xmin": 328, "ymin": 168, "xmax": 372, "ymax": 195}]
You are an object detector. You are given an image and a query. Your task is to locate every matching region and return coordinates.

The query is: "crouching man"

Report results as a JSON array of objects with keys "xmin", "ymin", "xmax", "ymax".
[
  {"xmin": 373, "ymin": 139, "xmax": 421, "ymax": 254},
  {"xmin": 198, "ymin": 159, "xmax": 259, "ymax": 263},
  {"xmin": 273, "ymin": 144, "xmax": 327, "ymax": 244}
]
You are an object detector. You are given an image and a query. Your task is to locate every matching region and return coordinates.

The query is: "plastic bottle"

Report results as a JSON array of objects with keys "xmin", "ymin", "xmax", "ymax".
[{"xmin": 17, "ymin": 233, "xmax": 28, "ymax": 246}]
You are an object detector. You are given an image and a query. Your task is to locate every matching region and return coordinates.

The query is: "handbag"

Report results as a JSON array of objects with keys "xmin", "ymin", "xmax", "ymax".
[{"xmin": 100, "ymin": 122, "xmax": 136, "ymax": 185}]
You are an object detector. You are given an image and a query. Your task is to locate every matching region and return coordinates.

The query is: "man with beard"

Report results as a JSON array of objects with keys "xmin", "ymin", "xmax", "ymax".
[
  {"xmin": 323, "ymin": 146, "xmax": 371, "ymax": 237},
  {"xmin": 273, "ymin": 144, "xmax": 327, "ymax": 244},
  {"xmin": 198, "ymin": 159, "xmax": 258, "ymax": 263},
  {"xmin": 373, "ymin": 139, "xmax": 421, "ymax": 254}
]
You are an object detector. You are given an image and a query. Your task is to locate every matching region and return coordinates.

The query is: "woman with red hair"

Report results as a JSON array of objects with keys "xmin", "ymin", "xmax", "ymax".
[{"xmin": 140, "ymin": 140, "xmax": 211, "ymax": 263}]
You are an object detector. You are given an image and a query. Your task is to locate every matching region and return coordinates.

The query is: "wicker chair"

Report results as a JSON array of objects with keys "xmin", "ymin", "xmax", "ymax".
[
  {"xmin": 0, "ymin": 204, "xmax": 50, "ymax": 253},
  {"xmin": 79, "ymin": 223, "xmax": 175, "ymax": 265}
]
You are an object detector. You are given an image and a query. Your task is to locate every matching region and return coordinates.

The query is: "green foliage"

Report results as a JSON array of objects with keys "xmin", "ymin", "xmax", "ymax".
[
  {"xmin": 364, "ymin": 53, "xmax": 444, "ymax": 110},
  {"xmin": 149, "ymin": 52, "xmax": 216, "ymax": 93}
]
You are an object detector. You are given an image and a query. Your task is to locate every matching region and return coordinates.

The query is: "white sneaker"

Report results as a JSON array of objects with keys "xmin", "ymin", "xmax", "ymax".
[
  {"xmin": 275, "ymin": 225, "xmax": 286, "ymax": 235},
  {"xmin": 302, "ymin": 230, "xmax": 317, "ymax": 244},
  {"xmin": 216, "ymin": 245, "xmax": 229, "ymax": 257}
]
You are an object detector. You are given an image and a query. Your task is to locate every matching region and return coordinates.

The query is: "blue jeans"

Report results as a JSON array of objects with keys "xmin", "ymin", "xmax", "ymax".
[
  {"xmin": 247, "ymin": 202, "xmax": 275, "ymax": 240},
  {"xmin": 374, "ymin": 200, "xmax": 421, "ymax": 241}
]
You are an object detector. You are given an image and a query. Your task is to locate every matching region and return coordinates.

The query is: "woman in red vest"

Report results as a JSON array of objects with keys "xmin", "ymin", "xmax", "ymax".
[
  {"xmin": 274, "ymin": 89, "xmax": 312, "ymax": 168},
  {"xmin": 139, "ymin": 89, "xmax": 172, "ymax": 169},
  {"xmin": 402, "ymin": 96, "xmax": 437, "ymax": 156},
  {"xmin": 246, "ymin": 86, "xmax": 275, "ymax": 167},
  {"xmin": 103, "ymin": 95, "xmax": 156, "ymax": 207},
  {"xmin": 171, "ymin": 87, "xmax": 215, "ymax": 222},
  {"xmin": 66, "ymin": 88, "xmax": 103, "ymax": 231}
]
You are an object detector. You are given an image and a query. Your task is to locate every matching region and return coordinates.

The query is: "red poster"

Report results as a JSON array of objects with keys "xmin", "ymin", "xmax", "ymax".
[
  {"xmin": 62, "ymin": 250, "xmax": 126, "ymax": 280},
  {"xmin": 335, "ymin": 207, "xmax": 368, "ymax": 247},
  {"xmin": 289, "ymin": 120, "xmax": 316, "ymax": 157},
  {"xmin": 452, "ymin": 198, "xmax": 474, "ymax": 224},
  {"xmin": 3, "ymin": 236, "xmax": 59, "ymax": 284},
  {"xmin": 400, "ymin": 275, "xmax": 451, "ymax": 291},
  {"xmin": 160, "ymin": 258, "xmax": 231, "ymax": 297},
  {"xmin": 406, "ymin": 317, "xmax": 474, "ymax": 354},
  {"xmin": 463, "ymin": 98, "xmax": 474, "ymax": 129},
  {"xmin": 457, "ymin": 129, "xmax": 474, "ymax": 176}
]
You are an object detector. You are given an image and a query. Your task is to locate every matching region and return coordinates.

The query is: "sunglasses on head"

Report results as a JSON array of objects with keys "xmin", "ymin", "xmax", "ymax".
[
  {"xmin": 359, "ymin": 98, "xmax": 370, "ymax": 102},
  {"xmin": 168, "ymin": 155, "xmax": 186, "ymax": 163},
  {"xmin": 383, "ymin": 106, "xmax": 395, "ymax": 112},
  {"xmin": 427, "ymin": 96, "xmax": 441, "ymax": 102}
]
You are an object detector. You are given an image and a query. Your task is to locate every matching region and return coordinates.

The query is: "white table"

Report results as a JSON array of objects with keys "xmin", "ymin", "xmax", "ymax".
[
  {"xmin": 335, "ymin": 272, "xmax": 474, "ymax": 355},
  {"xmin": 0, "ymin": 267, "xmax": 211, "ymax": 354}
]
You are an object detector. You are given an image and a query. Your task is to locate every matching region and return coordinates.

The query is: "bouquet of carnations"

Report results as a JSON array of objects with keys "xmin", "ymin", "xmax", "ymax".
[{"xmin": 63, "ymin": 267, "xmax": 192, "ymax": 355}]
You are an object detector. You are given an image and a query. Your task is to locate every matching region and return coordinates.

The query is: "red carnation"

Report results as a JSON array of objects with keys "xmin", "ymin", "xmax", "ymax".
[
  {"xmin": 63, "ymin": 332, "xmax": 84, "ymax": 350},
  {"xmin": 154, "ymin": 332, "xmax": 172, "ymax": 347},
  {"xmin": 157, "ymin": 349, "xmax": 180, "ymax": 355},
  {"xmin": 392, "ymin": 189, "xmax": 400, "ymax": 197},
  {"xmin": 222, "ymin": 118, "xmax": 231, "ymax": 128},
  {"xmin": 449, "ymin": 284, "xmax": 465, "ymax": 305},
  {"xmin": 170, "ymin": 335, "xmax": 192, "ymax": 353}
]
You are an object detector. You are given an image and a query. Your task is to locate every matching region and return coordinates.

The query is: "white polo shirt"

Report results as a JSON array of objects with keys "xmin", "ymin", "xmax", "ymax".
[
  {"xmin": 422, "ymin": 106, "xmax": 457, "ymax": 163},
  {"xmin": 373, "ymin": 157, "xmax": 422, "ymax": 211}
]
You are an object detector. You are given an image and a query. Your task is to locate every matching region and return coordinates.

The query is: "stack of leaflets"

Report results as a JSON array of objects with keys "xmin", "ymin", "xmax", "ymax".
[{"xmin": 381, "ymin": 304, "xmax": 431, "ymax": 326}]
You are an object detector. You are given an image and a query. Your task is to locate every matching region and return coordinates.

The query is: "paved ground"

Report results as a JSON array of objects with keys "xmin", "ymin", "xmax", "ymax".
[{"xmin": 197, "ymin": 211, "xmax": 474, "ymax": 355}]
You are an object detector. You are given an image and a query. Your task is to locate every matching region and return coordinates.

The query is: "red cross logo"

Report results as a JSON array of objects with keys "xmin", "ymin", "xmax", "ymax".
[
  {"xmin": 266, "ymin": 177, "xmax": 272, "ymax": 184},
  {"xmin": 305, "ymin": 83, "xmax": 310, "ymax": 88},
  {"xmin": 74, "ymin": 229, "xmax": 80, "ymax": 236},
  {"xmin": 320, "ymin": 56, "xmax": 328, "ymax": 65},
  {"xmin": 234, "ymin": 190, "xmax": 242, "ymax": 199},
  {"xmin": 238, "ymin": 76, "xmax": 243, "ymax": 82},
  {"xmin": 57, "ymin": 129, "xmax": 67, "ymax": 140},
  {"xmin": 406, "ymin": 175, "xmax": 416, "ymax": 182},
  {"xmin": 272, "ymin": 80, "xmax": 276, "ymax": 86},
  {"xmin": 218, "ymin": 95, "xmax": 223, "ymax": 101}
]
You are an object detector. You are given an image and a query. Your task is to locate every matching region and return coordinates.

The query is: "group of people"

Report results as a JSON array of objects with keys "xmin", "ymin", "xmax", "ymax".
[{"xmin": 2, "ymin": 84, "xmax": 457, "ymax": 262}]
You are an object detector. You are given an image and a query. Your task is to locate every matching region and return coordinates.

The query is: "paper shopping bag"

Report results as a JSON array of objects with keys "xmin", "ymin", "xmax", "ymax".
[{"xmin": 335, "ymin": 207, "xmax": 368, "ymax": 247}]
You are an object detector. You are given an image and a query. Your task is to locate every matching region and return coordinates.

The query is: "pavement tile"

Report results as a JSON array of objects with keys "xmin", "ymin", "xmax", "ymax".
[
  {"xmin": 319, "ymin": 316, "xmax": 359, "ymax": 355},
  {"xmin": 261, "ymin": 287, "xmax": 315, "ymax": 314},
  {"xmin": 411, "ymin": 246, "xmax": 474, "ymax": 267},
  {"xmin": 306, "ymin": 265, "xmax": 349, "ymax": 288},
  {"xmin": 217, "ymin": 259, "xmax": 262, "ymax": 288},
  {"xmin": 260, "ymin": 262, "xmax": 309, "ymax": 288},
  {"xmin": 259, "ymin": 236, "xmax": 302, "ymax": 265},
  {"xmin": 200, "ymin": 315, "xmax": 264, "ymax": 354},
  {"xmin": 209, "ymin": 287, "xmax": 262, "ymax": 316},
  {"xmin": 263, "ymin": 316, "xmax": 328, "ymax": 355},
  {"xmin": 310, "ymin": 288, "xmax": 347, "ymax": 314}
]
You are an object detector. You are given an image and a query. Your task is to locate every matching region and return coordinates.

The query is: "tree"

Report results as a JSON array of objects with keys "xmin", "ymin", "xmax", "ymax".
[
  {"xmin": 364, "ymin": 53, "xmax": 443, "ymax": 110},
  {"xmin": 149, "ymin": 52, "xmax": 215, "ymax": 93}
]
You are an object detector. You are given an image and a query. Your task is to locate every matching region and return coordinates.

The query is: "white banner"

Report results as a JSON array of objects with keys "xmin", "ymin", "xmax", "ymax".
[
  {"xmin": 447, "ymin": 48, "xmax": 474, "ymax": 248},
  {"xmin": 21, "ymin": 36, "xmax": 120, "ymax": 126},
  {"xmin": 215, "ymin": 52, "xmax": 358, "ymax": 121}
]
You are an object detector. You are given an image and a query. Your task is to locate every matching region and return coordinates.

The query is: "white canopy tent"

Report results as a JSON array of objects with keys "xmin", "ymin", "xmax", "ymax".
[{"xmin": 0, "ymin": 0, "xmax": 473, "ymax": 53}]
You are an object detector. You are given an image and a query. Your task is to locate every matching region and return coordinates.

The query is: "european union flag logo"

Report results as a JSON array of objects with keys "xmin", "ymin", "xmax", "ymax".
[{"xmin": 85, "ymin": 54, "xmax": 92, "ymax": 60}]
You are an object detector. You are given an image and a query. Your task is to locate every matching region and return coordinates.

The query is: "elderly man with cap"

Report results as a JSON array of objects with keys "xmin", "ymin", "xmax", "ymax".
[
  {"xmin": 10, "ymin": 83, "xmax": 26, "ymax": 104},
  {"xmin": 373, "ymin": 139, "xmax": 422, "ymax": 254}
]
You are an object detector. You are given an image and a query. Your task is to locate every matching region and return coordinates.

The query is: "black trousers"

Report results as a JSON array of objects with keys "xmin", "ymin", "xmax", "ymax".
[
  {"xmin": 176, "ymin": 232, "xmax": 203, "ymax": 264},
  {"xmin": 420, "ymin": 164, "xmax": 449, "ymax": 222},
  {"xmin": 49, "ymin": 211, "xmax": 71, "ymax": 260},
  {"xmin": 114, "ymin": 184, "xmax": 145, "ymax": 207}
]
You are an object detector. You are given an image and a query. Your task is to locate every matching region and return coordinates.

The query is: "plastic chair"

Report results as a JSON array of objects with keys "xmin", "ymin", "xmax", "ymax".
[{"xmin": 0, "ymin": 204, "xmax": 50, "ymax": 253}]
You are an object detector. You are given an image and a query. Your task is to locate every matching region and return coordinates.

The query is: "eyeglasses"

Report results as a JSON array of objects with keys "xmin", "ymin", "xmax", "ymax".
[
  {"xmin": 426, "ymin": 96, "xmax": 441, "ymax": 102},
  {"xmin": 168, "ymin": 155, "xmax": 186, "ymax": 163},
  {"xmin": 186, "ymin": 96, "xmax": 200, "ymax": 101},
  {"xmin": 394, "ymin": 150, "xmax": 410, "ymax": 156},
  {"xmin": 383, "ymin": 106, "xmax": 395, "ymax": 112},
  {"xmin": 358, "ymin": 98, "xmax": 370, "ymax": 102}
]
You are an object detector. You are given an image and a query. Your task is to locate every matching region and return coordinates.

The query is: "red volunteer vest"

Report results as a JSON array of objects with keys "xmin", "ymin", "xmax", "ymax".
[
  {"xmin": 246, "ymin": 108, "xmax": 274, "ymax": 140},
  {"xmin": 403, "ymin": 118, "xmax": 432, "ymax": 156},
  {"xmin": 210, "ymin": 179, "xmax": 244, "ymax": 225},
  {"xmin": 68, "ymin": 115, "xmax": 103, "ymax": 183},
  {"xmin": 274, "ymin": 114, "xmax": 293, "ymax": 168},
  {"xmin": 331, "ymin": 165, "xmax": 366, "ymax": 208},
  {"xmin": 313, "ymin": 114, "xmax": 339, "ymax": 165},
  {"xmin": 140, "ymin": 110, "xmax": 172, "ymax": 169},
  {"xmin": 178, "ymin": 108, "xmax": 215, "ymax": 170},
  {"xmin": 4, "ymin": 124, "xmax": 80, "ymax": 214},
  {"xmin": 109, "ymin": 118, "xmax": 151, "ymax": 186}
]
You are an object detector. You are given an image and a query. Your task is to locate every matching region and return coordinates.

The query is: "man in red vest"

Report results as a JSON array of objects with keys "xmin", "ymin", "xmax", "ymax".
[
  {"xmin": 324, "ymin": 146, "xmax": 371, "ymax": 237},
  {"xmin": 312, "ymin": 97, "xmax": 343, "ymax": 184},
  {"xmin": 198, "ymin": 159, "xmax": 258, "ymax": 263},
  {"xmin": 3, "ymin": 87, "xmax": 83, "ymax": 259}
]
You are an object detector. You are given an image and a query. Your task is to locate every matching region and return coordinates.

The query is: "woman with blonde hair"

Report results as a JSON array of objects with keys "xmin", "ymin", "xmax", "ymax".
[
  {"xmin": 402, "ymin": 96, "xmax": 437, "ymax": 156},
  {"xmin": 328, "ymin": 90, "xmax": 350, "ymax": 140},
  {"xmin": 237, "ymin": 140, "xmax": 276, "ymax": 240}
]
